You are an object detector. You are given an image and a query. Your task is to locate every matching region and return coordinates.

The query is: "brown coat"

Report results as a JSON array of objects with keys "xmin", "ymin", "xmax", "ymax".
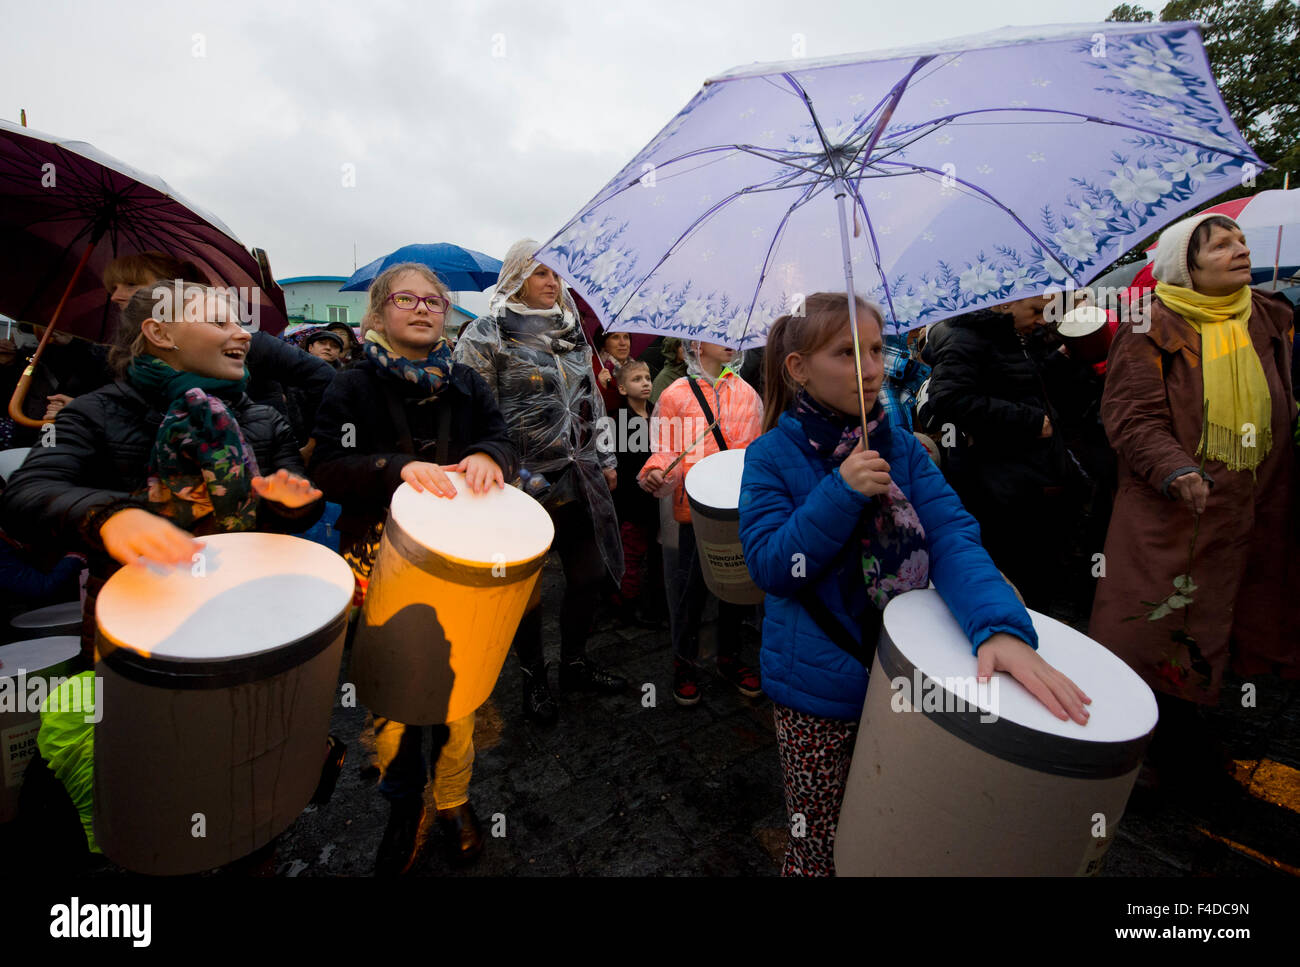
[{"xmin": 1089, "ymin": 290, "xmax": 1299, "ymax": 704}]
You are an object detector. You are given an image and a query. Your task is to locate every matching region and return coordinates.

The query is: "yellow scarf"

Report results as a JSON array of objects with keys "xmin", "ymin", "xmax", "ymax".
[{"xmin": 1155, "ymin": 282, "xmax": 1271, "ymax": 472}]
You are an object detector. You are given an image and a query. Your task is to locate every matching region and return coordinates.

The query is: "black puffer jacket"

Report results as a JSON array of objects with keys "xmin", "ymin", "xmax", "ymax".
[
  {"xmin": 2, "ymin": 380, "xmax": 320, "ymax": 548},
  {"xmin": 246, "ymin": 330, "xmax": 336, "ymax": 445},
  {"xmin": 0, "ymin": 379, "xmax": 323, "ymax": 656},
  {"xmin": 923, "ymin": 310, "xmax": 1075, "ymax": 506},
  {"xmin": 309, "ymin": 357, "xmax": 517, "ymax": 549}
]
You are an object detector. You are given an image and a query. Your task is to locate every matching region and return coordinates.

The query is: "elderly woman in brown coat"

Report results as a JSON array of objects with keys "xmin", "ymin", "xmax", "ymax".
[{"xmin": 1090, "ymin": 212, "xmax": 1298, "ymax": 792}]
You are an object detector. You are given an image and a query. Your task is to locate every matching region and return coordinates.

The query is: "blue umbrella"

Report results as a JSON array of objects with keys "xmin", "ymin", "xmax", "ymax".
[
  {"xmin": 340, "ymin": 243, "xmax": 502, "ymax": 292},
  {"xmin": 537, "ymin": 22, "xmax": 1260, "ymax": 354}
]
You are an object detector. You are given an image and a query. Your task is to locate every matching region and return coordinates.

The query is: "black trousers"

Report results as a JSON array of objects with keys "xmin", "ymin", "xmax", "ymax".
[{"xmin": 513, "ymin": 499, "xmax": 608, "ymax": 670}]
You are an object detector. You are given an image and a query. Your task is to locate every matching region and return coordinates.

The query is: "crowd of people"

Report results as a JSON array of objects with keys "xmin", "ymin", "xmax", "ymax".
[{"xmin": 0, "ymin": 210, "xmax": 1297, "ymax": 877}]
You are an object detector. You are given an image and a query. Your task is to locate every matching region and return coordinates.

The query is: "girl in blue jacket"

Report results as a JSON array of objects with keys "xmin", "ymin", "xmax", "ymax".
[{"xmin": 738, "ymin": 292, "xmax": 1090, "ymax": 877}]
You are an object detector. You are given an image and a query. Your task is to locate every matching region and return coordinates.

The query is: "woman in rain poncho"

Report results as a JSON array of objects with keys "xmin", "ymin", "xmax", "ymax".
[{"xmin": 453, "ymin": 240, "xmax": 626, "ymax": 725}]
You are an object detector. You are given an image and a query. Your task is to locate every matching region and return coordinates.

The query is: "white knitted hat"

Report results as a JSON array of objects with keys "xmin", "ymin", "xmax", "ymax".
[{"xmin": 1150, "ymin": 212, "xmax": 1241, "ymax": 288}]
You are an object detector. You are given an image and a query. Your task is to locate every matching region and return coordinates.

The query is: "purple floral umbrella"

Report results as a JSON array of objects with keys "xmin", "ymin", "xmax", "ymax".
[{"xmin": 537, "ymin": 22, "xmax": 1260, "ymax": 362}]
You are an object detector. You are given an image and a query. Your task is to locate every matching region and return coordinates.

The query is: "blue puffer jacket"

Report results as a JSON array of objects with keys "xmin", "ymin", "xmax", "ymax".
[{"xmin": 738, "ymin": 410, "xmax": 1038, "ymax": 721}]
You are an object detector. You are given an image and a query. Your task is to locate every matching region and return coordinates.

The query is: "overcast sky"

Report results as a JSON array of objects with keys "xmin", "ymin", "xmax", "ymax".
[{"xmin": 2, "ymin": 0, "xmax": 1122, "ymax": 311}]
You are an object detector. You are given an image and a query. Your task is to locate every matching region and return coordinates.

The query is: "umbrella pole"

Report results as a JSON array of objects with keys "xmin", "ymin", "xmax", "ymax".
[
  {"xmin": 7, "ymin": 239, "xmax": 98, "ymax": 429},
  {"xmin": 834, "ymin": 182, "xmax": 870, "ymax": 439}
]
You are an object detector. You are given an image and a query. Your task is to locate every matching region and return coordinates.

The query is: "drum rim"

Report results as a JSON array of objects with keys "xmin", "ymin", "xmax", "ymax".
[
  {"xmin": 876, "ymin": 625, "xmax": 1152, "ymax": 779},
  {"xmin": 683, "ymin": 447, "xmax": 746, "ymax": 508},
  {"xmin": 686, "ymin": 493, "xmax": 739, "ymax": 521},
  {"xmin": 384, "ymin": 513, "xmax": 550, "ymax": 586},
  {"xmin": 95, "ymin": 604, "xmax": 348, "ymax": 690}
]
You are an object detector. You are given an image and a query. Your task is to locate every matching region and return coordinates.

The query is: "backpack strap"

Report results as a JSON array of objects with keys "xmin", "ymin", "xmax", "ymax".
[{"xmin": 687, "ymin": 378, "xmax": 728, "ymax": 450}]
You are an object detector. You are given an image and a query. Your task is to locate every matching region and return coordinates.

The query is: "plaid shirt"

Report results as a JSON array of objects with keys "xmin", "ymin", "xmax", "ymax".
[{"xmin": 878, "ymin": 335, "xmax": 930, "ymax": 431}]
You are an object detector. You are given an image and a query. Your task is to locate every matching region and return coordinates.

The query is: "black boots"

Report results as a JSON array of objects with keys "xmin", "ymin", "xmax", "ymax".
[
  {"xmin": 436, "ymin": 803, "xmax": 484, "ymax": 867},
  {"xmin": 559, "ymin": 656, "xmax": 627, "ymax": 694},
  {"xmin": 374, "ymin": 798, "xmax": 425, "ymax": 877},
  {"xmin": 521, "ymin": 663, "xmax": 559, "ymax": 726}
]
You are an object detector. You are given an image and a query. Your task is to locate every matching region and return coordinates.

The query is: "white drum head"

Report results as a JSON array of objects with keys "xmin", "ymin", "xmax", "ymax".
[
  {"xmin": 882, "ymin": 589, "xmax": 1157, "ymax": 743},
  {"xmin": 0, "ymin": 636, "xmax": 80, "ymax": 680},
  {"xmin": 390, "ymin": 475, "xmax": 554, "ymax": 566},
  {"xmin": 10, "ymin": 601, "xmax": 83, "ymax": 630},
  {"xmin": 95, "ymin": 533, "xmax": 354, "ymax": 663},
  {"xmin": 1058, "ymin": 305, "xmax": 1108, "ymax": 338},
  {"xmin": 684, "ymin": 448, "xmax": 747, "ymax": 511}
]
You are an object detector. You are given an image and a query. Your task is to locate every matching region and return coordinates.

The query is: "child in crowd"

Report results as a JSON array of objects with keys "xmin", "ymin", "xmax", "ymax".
[
  {"xmin": 737, "ymin": 292, "xmax": 1090, "ymax": 876},
  {"xmin": 639, "ymin": 339, "xmax": 764, "ymax": 706},
  {"xmin": 610, "ymin": 359, "xmax": 661, "ymax": 626},
  {"xmin": 310, "ymin": 262, "xmax": 515, "ymax": 875}
]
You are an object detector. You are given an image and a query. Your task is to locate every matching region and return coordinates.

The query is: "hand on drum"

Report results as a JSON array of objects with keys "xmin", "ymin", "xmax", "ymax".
[
  {"xmin": 251, "ymin": 469, "xmax": 323, "ymax": 508},
  {"xmin": 976, "ymin": 633, "xmax": 1092, "ymax": 725},
  {"xmin": 99, "ymin": 507, "xmax": 204, "ymax": 568},
  {"xmin": 839, "ymin": 440, "xmax": 892, "ymax": 498},
  {"xmin": 453, "ymin": 452, "xmax": 505, "ymax": 494},
  {"xmin": 400, "ymin": 460, "xmax": 459, "ymax": 498}
]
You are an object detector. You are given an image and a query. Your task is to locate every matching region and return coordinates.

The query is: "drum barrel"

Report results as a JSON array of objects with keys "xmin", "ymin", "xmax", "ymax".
[
  {"xmin": 0, "ymin": 636, "xmax": 81, "ymax": 823},
  {"xmin": 351, "ymin": 510, "xmax": 551, "ymax": 725},
  {"xmin": 835, "ymin": 596, "xmax": 1155, "ymax": 876}
]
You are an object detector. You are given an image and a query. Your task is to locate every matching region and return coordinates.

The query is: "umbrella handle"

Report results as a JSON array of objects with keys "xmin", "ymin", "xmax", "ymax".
[{"xmin": 7, "ymin": 240, "xmax": 98, "ymax": 428}]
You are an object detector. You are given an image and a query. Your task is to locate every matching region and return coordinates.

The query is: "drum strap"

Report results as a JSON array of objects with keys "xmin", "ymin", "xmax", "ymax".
[
  {"xmin": 380, "ymin": 383, "xmax": 453, "ymax": 465},
  {"xmin": 797, "ymin": 587, "xmax": 882, "ymax": 670},
  {"xmin": 687, "ymin": 378, "xmax": 728, "ymax": 451}
]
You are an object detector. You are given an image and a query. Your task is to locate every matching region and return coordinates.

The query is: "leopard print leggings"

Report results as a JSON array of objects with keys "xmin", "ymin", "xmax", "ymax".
[{"xmin": 772, "ymin": 702, "xmax": 859, "ymax": 877}]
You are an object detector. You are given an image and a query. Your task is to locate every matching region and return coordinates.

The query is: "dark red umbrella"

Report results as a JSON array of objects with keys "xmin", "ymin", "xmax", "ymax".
[{"xmin": 0, "ymin": 118, "xmax": 287, "ymax": 426}]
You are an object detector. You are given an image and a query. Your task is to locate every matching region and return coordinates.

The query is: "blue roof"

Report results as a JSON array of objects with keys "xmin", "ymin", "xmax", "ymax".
[{"xmin": 276, "ymin": 275, "xmax": 352, "ymax": 285}]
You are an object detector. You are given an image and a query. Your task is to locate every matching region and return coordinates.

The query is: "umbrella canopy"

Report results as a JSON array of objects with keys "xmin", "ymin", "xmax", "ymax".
[
  {"xmin": 536, "ymin": 22, "xmax": 1259, "ymax": 347},
  {"xmin": 0, "ymin": 119, "xmax": 288, "ymax": 341},
  {"xmin": 1144, "ymin": 187, "xmax": 1300, "ymax": 280},
  {"xmin": 340, "ymin": 243, "xmax": 503, "ymax": 293}
]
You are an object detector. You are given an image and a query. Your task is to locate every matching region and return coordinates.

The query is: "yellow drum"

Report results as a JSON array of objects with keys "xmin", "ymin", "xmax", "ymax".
[{"xmin": 352, "ymin": 475, "xmax": 555, "ymax": 725}]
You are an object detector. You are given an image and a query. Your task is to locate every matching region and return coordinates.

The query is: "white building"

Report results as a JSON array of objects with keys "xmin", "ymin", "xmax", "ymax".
[{"xmin": 277, "ymin": 275, "xmax": 479, "ymax": 335}]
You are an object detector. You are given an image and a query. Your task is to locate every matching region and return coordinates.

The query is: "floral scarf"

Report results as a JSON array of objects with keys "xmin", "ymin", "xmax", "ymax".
[
  {"xmin": 363, "ymin": 329, "xmax": 453, "ymax": 397},
  {"xmin": 792, "ymin": 389, "xmax": 930, "ymax": 609},
  {"xmin": 126, "ymin": 355, "xmax": 259, "ymax": 532}
]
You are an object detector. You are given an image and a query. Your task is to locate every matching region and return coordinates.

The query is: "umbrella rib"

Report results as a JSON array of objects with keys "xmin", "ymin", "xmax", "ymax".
[
  {"xmin": 609, "ymin": 182, "xmax": 791, "ymax": 323},
  {"xmin": 843, "ymin": 180, "xmax": 903, "ymax": 330},
  {"xmin": 736, "ymin": 179, "xmax": 826, "ymax": 346},
  {"xmin": 872, "ymin": 158, "xmax": 1080, "ymax": 284},
  {"xmin": 882, "ymin": 107, "xmax": 1258, "ymax": 162}
]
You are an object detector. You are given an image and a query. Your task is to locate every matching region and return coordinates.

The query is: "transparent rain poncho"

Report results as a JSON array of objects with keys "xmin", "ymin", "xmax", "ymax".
[{"xmin": 453, "ymin": 239, "xmax": 624, "ymax": 583}]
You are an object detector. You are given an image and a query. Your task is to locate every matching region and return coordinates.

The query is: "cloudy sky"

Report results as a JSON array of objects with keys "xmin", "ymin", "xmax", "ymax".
[{"xmin": 2, "ymin": 0, "xmax": 1122, "ymax": 311}]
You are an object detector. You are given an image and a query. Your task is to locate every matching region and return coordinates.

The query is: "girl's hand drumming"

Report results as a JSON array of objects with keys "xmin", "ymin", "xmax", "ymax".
[
  {"xmin": 976, "ymin": 632, "xmax": 1092, "ymax": 725},
  {"xmin": 251, "ymin": 468, "xmax": 323, "ymax": 508},
  {"xmin": 839, "ymin": 439, "xmax": 892, "ymax": 497},
  {"xmin": 400, "ymin": 460, "xmax": 459, "ymax": 499},
  {"xmin": 451, "ymin": 452, "xmax": 504, "ymax": 495},
  {"xmin": 99, "ymin": 507, "xmax": 204, "ymax": 568}
]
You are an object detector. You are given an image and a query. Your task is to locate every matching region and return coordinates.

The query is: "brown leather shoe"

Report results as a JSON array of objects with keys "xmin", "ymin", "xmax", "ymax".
[{"xmin": 436, "ymin": 803, "xmax": 484, "ymax": 867}]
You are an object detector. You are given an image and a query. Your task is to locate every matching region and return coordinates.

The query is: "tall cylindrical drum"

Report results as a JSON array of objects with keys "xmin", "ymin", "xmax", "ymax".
[
  {"xmin": 93, "ymin": 532, "xmax": 354, "ymax": 875},
  {"xmin": 684, "ymin": 449, "xmax": 764, "ymax": 605},
  {"xmin": 1057, "ymin": 305, "xmax": 1115, "ymax": 365},
  {"xmin": 835, "ymin": 589, "xmax": 1157, "ymax": 876},
  {"xmin": 351, "ymin": 475, "xmax": 555, "ymax": 725},
  {"xmin": 0, "ymin": 635, "xmax": 81, "ymax": 822}
]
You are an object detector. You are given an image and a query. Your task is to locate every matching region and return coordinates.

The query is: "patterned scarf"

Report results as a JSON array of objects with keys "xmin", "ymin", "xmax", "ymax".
[
  {"xmin": 125, "ymin": 355, "xmax": 259, "ymax": 532},
  {"xmin": 792, "ymin": 389, "xmax": 930, "ymax": 609},
  {"xmin": 363, "ymin": 329, "xmax": 453, "ymax": 397}
]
